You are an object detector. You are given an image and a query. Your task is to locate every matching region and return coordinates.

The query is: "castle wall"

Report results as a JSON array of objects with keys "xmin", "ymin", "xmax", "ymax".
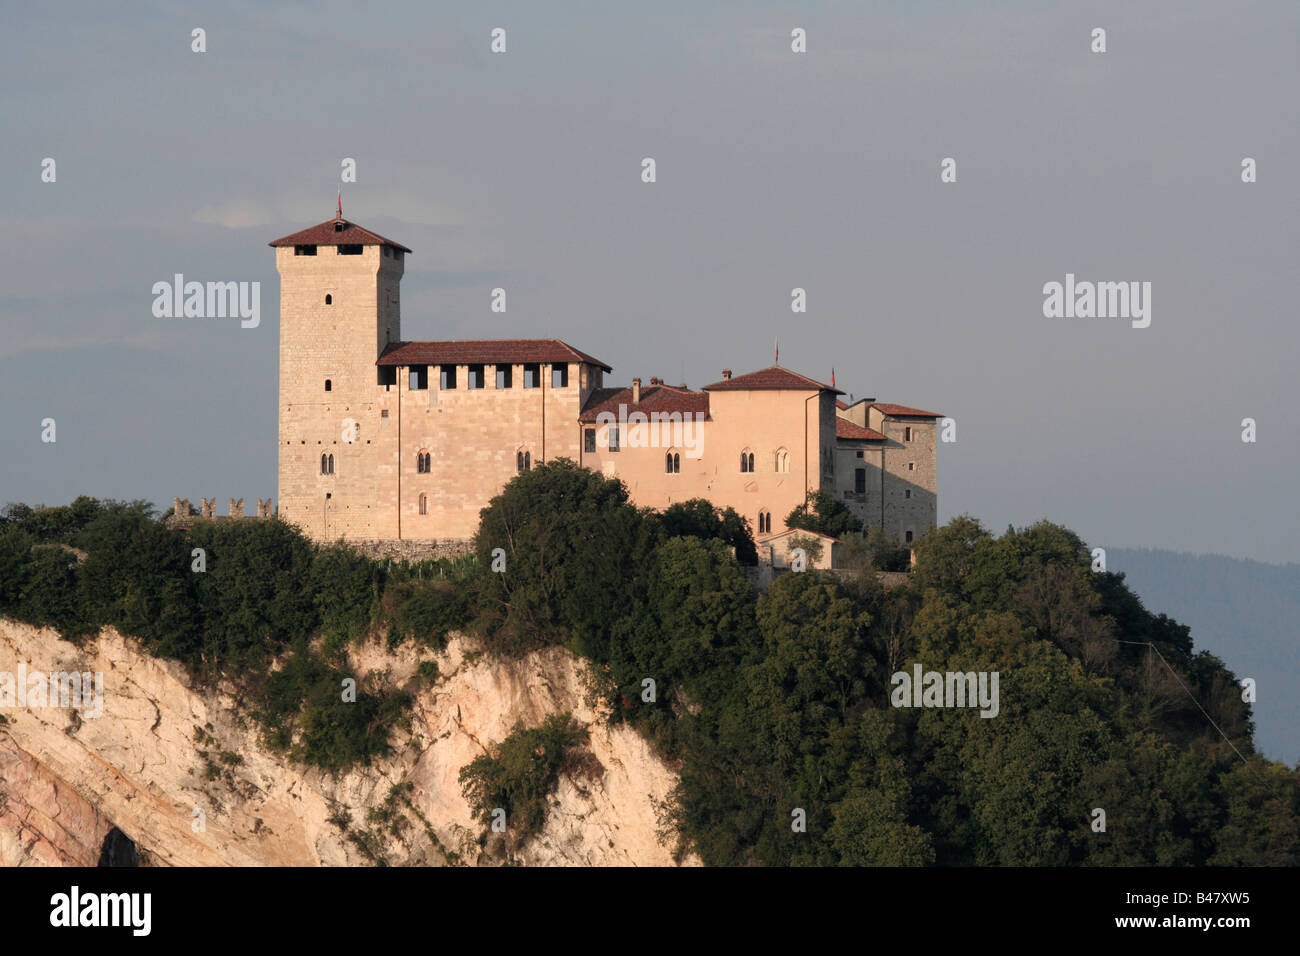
[{"xmin": 393, "ymin": 362, "xmax": 586, "ymax": 540}]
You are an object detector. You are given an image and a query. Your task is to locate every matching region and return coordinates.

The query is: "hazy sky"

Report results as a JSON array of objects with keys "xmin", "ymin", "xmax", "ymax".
[{"xmin": 2, "ymin": 1, "xmax": 1297, "ymax": 563}]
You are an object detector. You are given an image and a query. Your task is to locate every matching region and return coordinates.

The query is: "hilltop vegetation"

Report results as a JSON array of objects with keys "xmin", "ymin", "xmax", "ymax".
[{"xmin": 2, "ymin": 471, "xmax": 1297, "ymax": 865}]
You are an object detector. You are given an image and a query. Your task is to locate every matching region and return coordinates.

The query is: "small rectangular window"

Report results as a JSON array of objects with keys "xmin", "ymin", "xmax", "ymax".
[
  {"xmin": 523, "ymin": 364, "xmax": 540, "ymax": 389},
  {"xmin": 338, "ymin": 244, "xmax": 363, "ymax": 255},
  {"xmin": 378, "ymin": 366, "xmax": 396, "ymax": 387},
  {"xmin": 584, "ymin": 428, "xmax": 596, "ymax": 453},
  {"xmin": 908, "ymin": 462, "xmax": 915, "ymax": 471},
  {"xmin": 441, "ymin": 366, "xmax": 457, "ymax": 390},
  {"xmin": 905, "ymin": 531, "xmax": 914, "ymax": 543},
  {"xmin": 468, "ymin": 364, "xmax": 485, "ymax": 389},
  {"xmin": 409, "ymin": 366, "xmax": 428, "ymax": 390},
  {"xmin": 294, "ymin": 244, "xmax": 317, "ymax": 256},
  {"xmin": 855, "ymin": 450, "xmax": 864, "ymax": 459},
  {"xmin": 854, "ymin": 469, "xmax": 866, "ymax": 494},
  {"xmin": 608, "ymin": 425, "xmax": 620, "ymax": 452},
  {"xmin": 552, "ymin": 365, "xmax": 569, "ymax": 388},
  {"xmin": 904, "ymin": 427, "xmax": 913, "ymax": 441},
  {"xmin": 904, "ymin": 489, "xmax": 912, "ymax": 499},
  {"xmin": 496, "ymin": 365, "xmax": 512, "ymax": 389}
]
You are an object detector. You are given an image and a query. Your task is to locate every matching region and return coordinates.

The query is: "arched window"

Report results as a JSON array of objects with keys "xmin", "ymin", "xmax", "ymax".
[
  {"xmin": 774, "ymin": 448, "xmax": 789, "ymax": 473},
  {"xmin": 758, "ymin": 510, "xmax": 771, "ymax": 534},
  {"xmin": 325, "ymin": 294, "xmax": 332, "ymax": 305},
  {"xmin": 321, "ymin": 453, "xmax": 328, "ymax": 475},
  {"xmin": 517, "ymin": 449, "xmax": 531, "ymax": 472},
  {"xmin": 418, "ymin": 494, "xmax": 427, "ymax": 515},
  {"xmin": 417, "ymin": 451, "xmax": 430, "ymax": 474},
  {"xmin": 740, "ymin": 449, "xmax": 755, "ymax": 473},
  {"xmin": 327, "ymin": 454, "xmax": 335, "ymax": 475},
  {"xmin": 324, "ymin": 379, "xmax": 332, "ymax": 391},
  {"xmin": 665, "ymin": 451, "xmax": 680, "ymax": 474}
]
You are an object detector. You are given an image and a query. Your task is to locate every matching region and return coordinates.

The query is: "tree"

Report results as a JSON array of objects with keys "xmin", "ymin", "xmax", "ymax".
[
  {"xmin": 473, "ymin": 458, "xmax": 655, "ymax": 657},
  {"xmin": 784, "ymin": 489, "xmax": 862, "ymax": 538},
  {"xmin": 659, "ymin": 499, "xmax": 757, "ymax": 565}
]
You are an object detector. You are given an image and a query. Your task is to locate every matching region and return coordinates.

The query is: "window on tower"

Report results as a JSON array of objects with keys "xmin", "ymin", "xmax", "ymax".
[
  {"xmin": 409, "ymin": 366, "xmax": 428, "ymax": 390},
  {"xmin": 294, "ymin": 245, "xmax": 317, "ymax": 256},
  {"xmin": 523, "ymin": 364, "xmax": 540, "ymax": 388},
  {"xmin": 552, "ymin": 365, "xmax": 568, "ymax": 388},
  {"xmin": 338, "ymin": 244, "xmax": 363, "ymax": 255},
  {"xmin": 468, "ymin": 365, "xmax": 485, "ymax": 389},
  {"xmin": 324, "ymin": 294, "xmax": 332, "ymax": 305},
  {"xmin": 496, "ymin": 365, "xmax": 512, "ymax": 389},
  {"xmin": 324, "ymin": 379, "xmax": 332, "ymax": 392},
  {"xmin": 440, "ymin": 366, "xmax": 457, "ymax": 390},
  {"xmin": 584, "ymin": 428, "xmax": 596, "ymax": 453}
]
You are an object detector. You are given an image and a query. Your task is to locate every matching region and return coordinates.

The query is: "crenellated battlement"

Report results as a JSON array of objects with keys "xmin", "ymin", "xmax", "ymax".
[{"xmin": 167, "ymin": 497, "xmax": 273, "ymax": 528}]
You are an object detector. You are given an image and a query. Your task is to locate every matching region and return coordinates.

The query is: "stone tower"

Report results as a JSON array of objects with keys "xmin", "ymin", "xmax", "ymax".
[{"xmin": 269, "ymin": 205, "xmax": 410, "ymax": 540}]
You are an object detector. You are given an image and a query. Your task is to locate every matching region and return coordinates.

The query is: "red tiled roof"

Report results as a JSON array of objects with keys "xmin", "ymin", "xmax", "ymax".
[
  {"xmin": 872, "ymin": 402, "xmax": 942, "ymax": 418},
  {"xmin": 269, "ymin": 218, "xmax": 412, "ymax": 253},
  {"xmin": 376, "ymin": 339, "xmax": 612, "ymax": 372},
  {"xmin": 702, "ymin": 365, "xmax": 842, "ymax": 394},
  {"xmin": 836, "ymin": 419, "xmax": 886, "ymax": 441},
  {"xmin": 579, "ymin": 384, "xmax": 710, "ymax": 422}
]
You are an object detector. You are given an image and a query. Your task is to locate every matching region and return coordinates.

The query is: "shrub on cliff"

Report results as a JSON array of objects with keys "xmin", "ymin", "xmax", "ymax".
[
  {"xmin": 383, "ymin": 578, "xmax": 471, "ymax": 649},
  {"xmin": 458, "ymin": 714, "xmax": 591, "ymax": 839}
]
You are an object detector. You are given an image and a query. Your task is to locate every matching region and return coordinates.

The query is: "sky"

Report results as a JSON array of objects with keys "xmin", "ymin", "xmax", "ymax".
[{"xmin": 1, "ymin": 0, "xmax": 1297, "ymax": 563}]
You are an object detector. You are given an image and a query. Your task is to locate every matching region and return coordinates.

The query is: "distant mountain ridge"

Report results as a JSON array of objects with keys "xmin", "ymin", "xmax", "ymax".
[{"xmin": 1107, "ymin": 547, "xmax": 1300, "ymax": 767}]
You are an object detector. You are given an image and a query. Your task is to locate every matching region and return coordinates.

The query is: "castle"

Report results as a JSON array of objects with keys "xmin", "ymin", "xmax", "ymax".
[{"xmin": 270, "ymin": 210, "xmax": 941, "ymax": 561}]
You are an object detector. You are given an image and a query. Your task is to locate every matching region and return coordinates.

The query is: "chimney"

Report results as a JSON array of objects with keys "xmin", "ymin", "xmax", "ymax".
[
  {"xmin": 722, "ymin": 369, "xmax": 732, "ymax": 380},
  {"xmin": 632, "ymin": 377, "xmax": 641, "ymax": 403}
]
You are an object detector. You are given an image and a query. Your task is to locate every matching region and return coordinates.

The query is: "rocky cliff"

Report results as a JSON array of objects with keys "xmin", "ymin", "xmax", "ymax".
[{"xmin": 0, "ymin": 618, "xmax": 693, "ymax": 867}]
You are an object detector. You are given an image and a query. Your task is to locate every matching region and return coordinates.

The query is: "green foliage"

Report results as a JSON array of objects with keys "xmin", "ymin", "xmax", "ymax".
[
  {"xmin": 783, "ymin": 489, "xmax": 863, "ymax": 538},
  {"xmin": 258, "ymin": 638, "xmax": 410, "ymax": 773},
  {"xmin": 659, "ymin": 499, "xmax": 758, "ymax": 565},
  {"xmin": 3, "ymin": 493, "xmax": 1295, "ymax": 867},
  {"xmin": 458, "ymin": 714, "xmax": 590, "ymax": 839},
  {"xmin": 383, "ymin": 579, "xmax": 470, "ymax": 649},
  {"xmin": 472, "ymin": 458, "xmax": 656, "ymax": 658},
  {"xmin": 310, "ymin": 547, "xmax": 382, "ymax": 651}
]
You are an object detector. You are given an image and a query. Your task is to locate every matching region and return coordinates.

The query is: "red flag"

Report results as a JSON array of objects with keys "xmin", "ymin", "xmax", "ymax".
[
  {"xmin": 831, "ymin": 367, "xmax": 836, "ymax": 387},
  {"xmin": 337, "ymin": 188, "xmax": 342, "ymax": 219}
]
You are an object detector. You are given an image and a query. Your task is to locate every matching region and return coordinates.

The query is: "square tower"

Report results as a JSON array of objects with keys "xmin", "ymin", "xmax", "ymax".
[{"xmin": 269, "ymin": 214, "xmax": 410, "ymax": 540}]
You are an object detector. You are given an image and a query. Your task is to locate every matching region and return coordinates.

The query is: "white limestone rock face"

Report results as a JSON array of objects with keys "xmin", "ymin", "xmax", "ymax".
[{"xmin": 0, "ymin": 619, "xmax": 696, "ymax": 867}]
